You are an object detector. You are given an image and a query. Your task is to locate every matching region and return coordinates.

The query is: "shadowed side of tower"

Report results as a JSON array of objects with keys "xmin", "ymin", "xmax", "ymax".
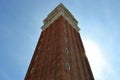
[{"xmin": 25, "ymin": 3, "xmax": 94, "ymax": 80}]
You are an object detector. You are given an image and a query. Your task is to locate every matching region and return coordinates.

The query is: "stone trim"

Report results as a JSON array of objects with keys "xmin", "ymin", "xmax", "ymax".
[{"xmin": 41, "ymin": 3, "xmax": 80, "ymax": 31}]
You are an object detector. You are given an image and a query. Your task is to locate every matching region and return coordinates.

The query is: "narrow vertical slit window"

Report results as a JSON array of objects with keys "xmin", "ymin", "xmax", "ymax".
[
  {"xmin": 66, "ymin": 63, "xmax": 70, "ymax": 71},
  {"xmin": 65, "ymin": 48, "xmax": 69, "ymax": 53},
  {"xmin": 30, "ymin": 67, "xmax": 35, "ymax": 74},
  {"xmin": 64, "ymin": 29, "xmax": 67, "ymax": 34}
]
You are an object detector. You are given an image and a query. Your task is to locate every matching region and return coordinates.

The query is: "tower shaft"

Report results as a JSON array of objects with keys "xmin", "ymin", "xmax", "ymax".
[{"xmin": 25, "ymin": 3, "xmax": 94, "ymax": 80}]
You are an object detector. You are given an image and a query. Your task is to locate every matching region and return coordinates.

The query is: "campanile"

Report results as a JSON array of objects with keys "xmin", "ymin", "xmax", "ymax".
[{"xmin": 25, "ymin": 3, "xmax": 94, "ymax": 80}]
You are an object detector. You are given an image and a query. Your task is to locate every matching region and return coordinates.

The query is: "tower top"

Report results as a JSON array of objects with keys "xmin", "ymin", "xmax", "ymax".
[{"xmin": 41, "ymin": 3, "xmax": 80, "ymax": 31}]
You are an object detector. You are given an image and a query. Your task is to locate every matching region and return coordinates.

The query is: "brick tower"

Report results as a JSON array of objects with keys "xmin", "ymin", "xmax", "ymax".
[{"xmin": 25, "ymin": 3, "xmax": 94, "ymax": 80}]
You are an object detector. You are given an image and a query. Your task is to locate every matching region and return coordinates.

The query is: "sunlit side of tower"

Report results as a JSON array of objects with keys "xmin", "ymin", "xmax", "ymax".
[{"xmin": 25, "ymin": 3, "xmax": 94, "ymax": 80}]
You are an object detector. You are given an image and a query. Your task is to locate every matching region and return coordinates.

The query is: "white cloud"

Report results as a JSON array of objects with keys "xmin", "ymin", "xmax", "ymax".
[{"xmin": 82, "ymin": 38, "xmax": 113, "ymax": 80}]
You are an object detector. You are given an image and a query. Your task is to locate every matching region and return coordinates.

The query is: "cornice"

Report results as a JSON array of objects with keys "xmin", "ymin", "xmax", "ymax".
[{"xmin": 41, "ymin": 3, "xmax": 80, "ymax": 31}]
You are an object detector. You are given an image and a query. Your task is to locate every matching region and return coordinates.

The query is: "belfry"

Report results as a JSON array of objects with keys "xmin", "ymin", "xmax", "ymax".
[{"xmin": 25, "ymin": 3, "xmax": 94, "ymax": 80}]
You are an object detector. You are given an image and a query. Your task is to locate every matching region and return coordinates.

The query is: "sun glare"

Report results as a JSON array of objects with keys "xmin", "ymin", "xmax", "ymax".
[{"xmin": 82, "ymin": 38, "xmax": 109, "ymax": 79}]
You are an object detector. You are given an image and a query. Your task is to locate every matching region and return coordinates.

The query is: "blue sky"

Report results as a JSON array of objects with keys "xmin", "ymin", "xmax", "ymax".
[{"xmin": 0, "ymin": 0, "xmax": 120, "ymax": 80}]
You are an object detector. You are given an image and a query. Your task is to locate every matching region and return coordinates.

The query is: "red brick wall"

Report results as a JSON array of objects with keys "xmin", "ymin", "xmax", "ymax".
[{"xmin": 25, "ymin": 15, "xmax": 94, "ymax": 80}]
